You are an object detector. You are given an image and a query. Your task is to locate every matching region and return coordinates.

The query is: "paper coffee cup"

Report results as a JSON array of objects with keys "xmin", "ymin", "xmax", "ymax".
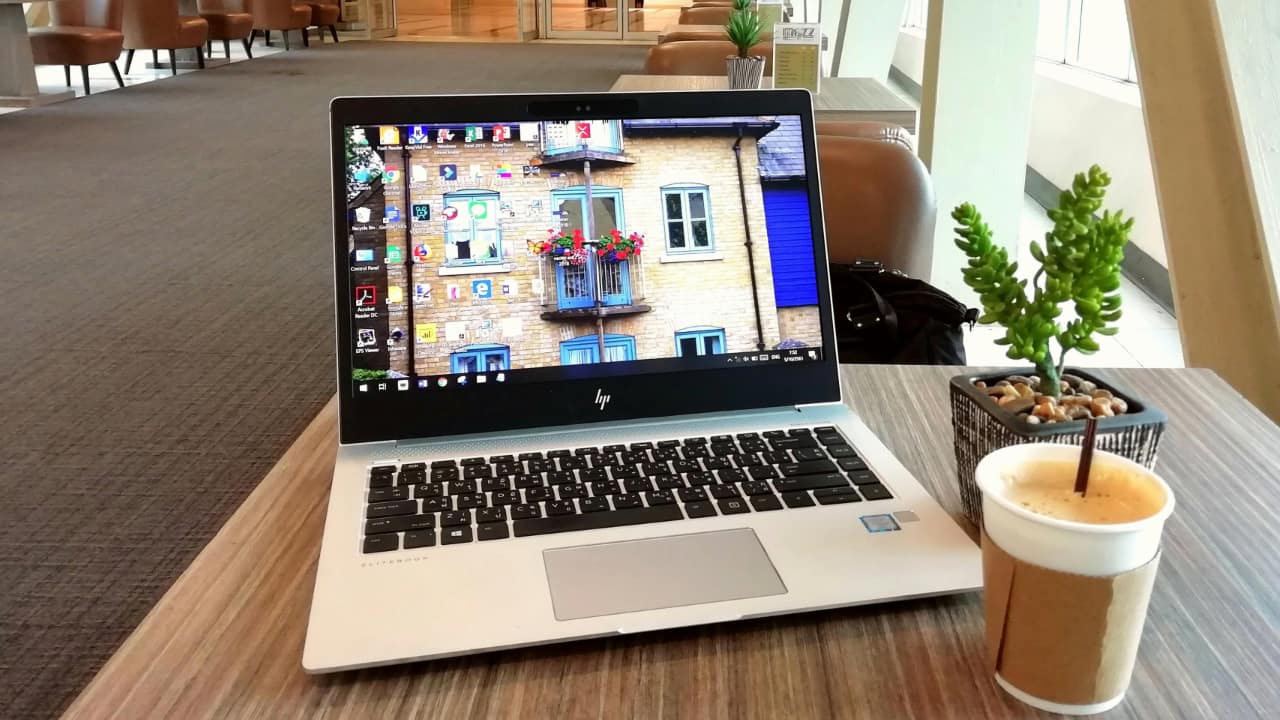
[{"xmin": 976, "ymin": 444, "xmax": 1174, "ymax": 715}]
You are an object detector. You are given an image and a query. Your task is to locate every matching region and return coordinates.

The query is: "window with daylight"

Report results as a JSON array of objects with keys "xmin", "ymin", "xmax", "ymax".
[
  {"xmin": 1037, "ymin": 0, "xmax": 1137, "ymax": 83},
  {"xmin": 675, "ymin": 328, "xmax": 727, "ymax": 357},
  {"xmin": 662, "ymin": 185, "xmax": 714, "ymax": 253},
  {"xmin": 560, "ymin": 334, "xmax": 637, "ymax": 365},
  {"xmin": 450, "ymin": 344, "xmax": 510, "ymax": 373},
  {"xmin": 901, "ymin": 0, "xmax": 928, "ymax": 28},
  {"xmin": 443, "ymin": 190, "xmax": 501, "ymax": 266}
]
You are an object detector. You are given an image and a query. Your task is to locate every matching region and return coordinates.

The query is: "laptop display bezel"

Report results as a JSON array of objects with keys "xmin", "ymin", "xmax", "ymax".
[{"xmin": 330, "ymin": 91, "xmax": 840, "ymax": 445}]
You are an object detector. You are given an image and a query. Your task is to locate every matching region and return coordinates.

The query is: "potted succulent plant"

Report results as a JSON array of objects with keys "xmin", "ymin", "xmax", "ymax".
[
  {"xmin": 948, "ymin": 165, "xmax": 1166, "ymax": 525},
  {"xmin": 724, "ymin": 0, "xmax": 766, "ymax": 89}
]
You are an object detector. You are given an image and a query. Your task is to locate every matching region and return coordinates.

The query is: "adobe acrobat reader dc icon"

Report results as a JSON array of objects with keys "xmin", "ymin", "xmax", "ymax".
[{"xmin": 355, "ymin": 286, "xmax": 376, "ymax": 307}]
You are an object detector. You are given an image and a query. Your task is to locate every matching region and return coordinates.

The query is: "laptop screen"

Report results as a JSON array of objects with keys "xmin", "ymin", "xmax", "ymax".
[{"xmin": 340, "ymin": 115, "xmax": 825, "ymax": 396}]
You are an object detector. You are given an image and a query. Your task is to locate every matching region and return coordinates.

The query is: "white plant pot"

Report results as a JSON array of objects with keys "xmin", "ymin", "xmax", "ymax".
[{"xmin": 725, "ymin": 55, "xmax": 766, "ymax": 89}]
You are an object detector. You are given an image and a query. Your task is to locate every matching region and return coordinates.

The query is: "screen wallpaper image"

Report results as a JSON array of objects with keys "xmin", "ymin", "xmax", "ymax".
[{"xmin": 344, "ymin": 116, "xmax": 823, "ymax": 390}]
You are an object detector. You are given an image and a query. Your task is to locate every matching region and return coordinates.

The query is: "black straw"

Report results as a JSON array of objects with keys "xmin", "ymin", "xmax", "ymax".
[{"xmin": 1075, "ymin": 417, "xmax": 1099, "ymax": 496}]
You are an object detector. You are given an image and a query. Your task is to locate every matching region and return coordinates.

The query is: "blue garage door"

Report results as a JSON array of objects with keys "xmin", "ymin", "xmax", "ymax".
[{"xmin": 763, "ymin": 187, "xmax": 818, "ymax": 307}]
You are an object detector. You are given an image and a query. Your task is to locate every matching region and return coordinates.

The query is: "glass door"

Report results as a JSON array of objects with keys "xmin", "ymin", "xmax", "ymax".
[{"xmin": 544, "ymin": 0, "xmax": 659, "ymax": 40}]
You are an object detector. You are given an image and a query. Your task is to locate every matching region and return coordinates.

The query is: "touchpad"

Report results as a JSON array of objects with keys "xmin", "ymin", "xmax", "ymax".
[{"xmin": 543, "ymin": 529, "xmax": 787, "ymax": 621}]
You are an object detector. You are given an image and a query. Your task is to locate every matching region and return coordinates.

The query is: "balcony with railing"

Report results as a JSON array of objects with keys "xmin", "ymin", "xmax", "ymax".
[
  {"xmin": 536, "ymin": 241, "xmax": 651, "ymax": 321},
  {"xmin": 537, "ymin": 120, "xmax": 635, "ymax": 167}
]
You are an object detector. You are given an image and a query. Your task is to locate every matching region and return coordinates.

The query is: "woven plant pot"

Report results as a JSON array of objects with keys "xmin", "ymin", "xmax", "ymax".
[
  {"xmin": 726, "ymin": 55, "xmax": 766, "ymax": 89},
  {"xmin": 950, "ymin": 367, "xmax": 1166, "ymax": 527}
]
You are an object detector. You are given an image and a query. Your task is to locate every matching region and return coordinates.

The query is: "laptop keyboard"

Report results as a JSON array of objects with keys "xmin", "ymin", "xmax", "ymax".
[{"xmin": 361, "ymin": 426, "xmax": 893, "ymax": 553}]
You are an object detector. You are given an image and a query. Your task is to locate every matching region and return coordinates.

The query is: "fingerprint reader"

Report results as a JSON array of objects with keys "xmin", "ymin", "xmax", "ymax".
[{"xmin": 860, "ymin": 514, "xmax": 900, "ymax": 533}]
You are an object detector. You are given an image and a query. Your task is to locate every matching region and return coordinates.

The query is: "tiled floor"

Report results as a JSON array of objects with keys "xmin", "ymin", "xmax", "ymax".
[
  {"xmin": 963, "ymin": 195, "xmax": 1184, "ymax": 369},
  {"xmin": 0, "ymin": 37, "xmax": 286, "ymax": 116}
]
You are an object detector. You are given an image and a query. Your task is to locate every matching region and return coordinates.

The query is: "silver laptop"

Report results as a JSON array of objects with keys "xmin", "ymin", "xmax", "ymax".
[{"xmin": 304, "ymin": 90, "xmax": 980, "ymax": 672}]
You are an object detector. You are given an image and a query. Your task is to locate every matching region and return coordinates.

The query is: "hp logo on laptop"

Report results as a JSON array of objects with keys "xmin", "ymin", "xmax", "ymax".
[{"xmin": 594, "ymin": 389, "xmax": 611, "ymax": 411}]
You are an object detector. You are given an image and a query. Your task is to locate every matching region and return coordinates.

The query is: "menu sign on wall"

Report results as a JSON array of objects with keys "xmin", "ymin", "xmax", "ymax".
[
  {"xmin": 756, "ymin": 0, "xmax": 783, "ymax": 30},
  {"xmin": 773, "ymin": 23, "xmax": 821, "ymax": 95}
]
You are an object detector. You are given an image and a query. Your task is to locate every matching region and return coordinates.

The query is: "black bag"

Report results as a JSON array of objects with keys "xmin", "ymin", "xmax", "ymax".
[{"xmin": 831, "ymin": 260, "xmax": 977, "ymax": 365}]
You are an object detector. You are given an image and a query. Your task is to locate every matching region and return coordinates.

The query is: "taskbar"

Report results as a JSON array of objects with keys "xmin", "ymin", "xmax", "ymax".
[{"xmin": 352, "ymin": 347, "xmax": 823, "ymax": 394}]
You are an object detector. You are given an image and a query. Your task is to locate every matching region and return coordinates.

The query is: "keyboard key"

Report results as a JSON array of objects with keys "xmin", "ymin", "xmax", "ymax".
[
  {"xmin": 547, "ymin": 449, "xmax": 571, "ymax": 458},
  {"xmin": 622, "ymin": 450, "xmax": 649, "ymax": 465},
  {"xmin": 741, "ymin": 480, "xmax": 774, "ymax": 496},
  {"xmin": 771, "ymin": 437, "xmax": 817, "ymax": 451},
  {"xmin": 710, "ymin": 484, "xmax": 741, "ymax": 500},
  {"xmin": 711, "ymin": 434, "xmax": 733, "ymax": 443},
  {"xmin": 652, "ymin": 447, "xmax": 680, "ymax": 461},
  {"xmin": 733, "ymin": 453, "xmax": 764, "ymax": 468},
  {"xmin": 580, "ymin": 497, "xmax": 610, "ymax": 513},
  {"xmin": 560, "ymin": 456, "xmax": 588, "ymax": 470},
  {"xmin": 750, "ymin": 494, "xmax": 784, "ymax": 512},
  {"xmin": 717, "ymin": 468, "xmax": 747, "ymax": 484},
  {"xmin": 369, "ymin": 473, "xmax": 393, "ymax": 489},
  {"xmin": 612, "ymin": 466, "xmax": 641, "ymax": 481},
  {"xmin": 460, "ymin": 457, "xmax": 486, "ymax": 466},
  {"xmin": 447, "ymin": 479, "xmax": 477, "ymax": 495},
  {"xmin": 602, "ymin": 444, "xmax": 626, "ymax": 453},
  {"xmin": 362, "ymin": 534, "xmax": 398, "ymax": 553},
  {"xmin": 547, "ymin": 470, "xmax": 576, "ymax": 485},
  {"xmin": 681, "ymin": 437, "xmax": 708, "ymax": 446},
  {"xmin": 478, "ymin": 523, "xmax": 509, "ymax": 541},
  {"xmin": 684, "ymin": 471, "xmax": 714, "ymax": 486},
  {"xmin": 430, "ymin": 459, "xmax": 458, "ymax": 469},
  {"xmin": 370, "ymin": 465, "xmax": 396, "ymax": 477},
  {"xmin": 514, "ymin": 474, "xmax": 544, "ymax": 489},
  {"xmin": 645, "ymin": 489, "xmax": 676, "ymax": 506},
  {"xmin": 364, "ymin": 514, "xmax": 434, "ymax": 535},
  {"xmin": 366, "ymin": 500, "xmax": 418, "ymax": 519},
  {"xmin": 826, "ymin": 445, "xmax": 857, "ymax": 458},
  {"xmin": 762, "ymin": 450, "xmax": 792, "ymax": 465},
  {"xmin": 683, "ymin": 501, "xmax": 717, "ymax": 518},
  {"xmin": 781, "ymin": 491, "xmax": 815, "ymax": 508},
  {"xmin": 747, "ymin": 466, "xmax": 779, "ymax": 481},
  {"xmin": 671, "ymin": 459, "xmax": 700, "ymax": 474},
  {"xmin": 513, "ymin": 505, "xmax": 683, "ymax": 537},
  {"xmin": 859, "ymin": 484, "xmax": 893, "ymax": 501},
  {"xmin": 814, "ymin": 487, "xmax": 861, "ymax": 505},
  {"xmin": 422, "ymin": 496, "xmax": 452, "ymax": 512},
  {"xmin": 629, "ymin": 441, "xmax": 654, "ymax": 451},
  {"xmin": 677, "ymin": 486, "xmax": 708, "ymax": 503},
  {"xmin": 703, "ymin": 457, "xmax": 731, "ymax": 470},
  {"xmin": 658, "ymin": 439, "xmax": 681, "ymax": 448},
  {"xmin": 477, "ymin": 507, "xmax": 507, "ymax": 523},
  {"xmin": 589, "ymin": 480, "xmax": 621, "ymax": 496},
  {"xmin": 557, "ymin": 484, "xmax": 587, "ymax": 500},
  {"xmin": 788, "ymin": 428, "xmax": 813, "ymax": 437},
  {"xmin": 814, "ymin": 426, "xmax": 838, "ymax": 433},
  {"xmin": 397, "ymin": 470, "xmax": 426, "ymax": 485},
  {"xmin": 718, "ymin": 498, "xmax": 750, "ymax": 515},
  {"xmin": 404, "ymin": 530, "xmax": 436, "ymax": 549},
  {"xmin": 463, "ymin": 465, "xmax": 493, "ymax": 480},
  {"xmin": 623, "ymin": 477, "xmax": 654, "ymax": 494},
  {"xmin": 441, "ymin": 526, "xmax": 473, "ymax": 545},
  {"xmin": 793, "ymin": 447, "xmax": 826, "ymax": 462},
  {"xmin": 613, "ymin": 493, "xmax": 643, "ymax": 509},
  {"xmin": 441, "ymin": 510, "xmax": 471, "ymax": 526},
  {"xmin": 495, "ymin": 462, "xmax": 521, "ymax": 477},
  {"xmin": 526, "ymin": 458, "xmax": 551, "ymax": 474},
  {"xmin": 773, "ymin": 474, "xmax": 851, "ymax": 492},
  {"xmin": 575, "ymin": 446, "xmax": 600, "ymax": 456},
  {"xmin": 493, "ymin": 489, "xmax": 521, "ymax": 505},
  {"xmin": 415, "ymin": 483, "xmax": 443, "ymax": 499},
  {"xmin": 525, "ymin": 486, "xmax": 553, "ymax": 503},
  {"xmin": 837, "ymin": 457, "xmax": 869, "ymax": 472},
  {"xmin": 512, "ymin": 503, "xmax": 542, "ymax": 520},
  {"xmin": 430, "ymin": 467, "xmax": 459, "ymax": 482},
  {"xmin": 369, "ymin": 486, "xmax": 410, "ymax": 503},
  {"xmin": 763, "ymin": 430, "xmax": 787, "ymax": 439},
  {"xmin": 816, "ymin": 433, "xmax": 845, "ymax": 446},
  {"xmin": 779, "ymin": 460, "xmax": 838, "ymax": 476},
  {"xmin": 482, "ymin": 477, "xmax": 511, "ymax": 492},
  {"xmin": 546, "ymin": 499, "xmax": 577, "ymax": 516},
  {"xmin": 518, "ymin": 452, "xmax": 544, "ymax": 461},
  {"xmin": 489, "ymin": 454, "xmax": 514, "ymax": 464},
  {"xmin": 848, "ymin": 471, "xmax": 881, "ymax": 486},
  {"xmin": 457, "ymin": 493, "xmax": 487, "ymax": 509},
  {"xmin": 581, "ymin": 467, "xmax": 609, "ymax": 483},
  {"xmin": 653, "ymin": 475, "xmax": 685, "ymax": 490},
  {"xmin": 683, "ymin": 445, "xmax": 710, "ymax": 459}
]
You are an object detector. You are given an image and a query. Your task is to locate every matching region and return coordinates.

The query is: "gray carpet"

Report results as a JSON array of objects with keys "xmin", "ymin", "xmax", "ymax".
[{"xmin": 0, "ymin": 40, "xmax": 647, "ymax": 720}]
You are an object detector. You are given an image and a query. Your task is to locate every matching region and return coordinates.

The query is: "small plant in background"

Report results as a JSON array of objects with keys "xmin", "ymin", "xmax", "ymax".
[
  {"xmin": 724, "ymin": 0, "xmax": 763, "ymax": 58},
  {"xmin": 953, "ymin": 165, "xmax": 1133, "ymax": 404}
]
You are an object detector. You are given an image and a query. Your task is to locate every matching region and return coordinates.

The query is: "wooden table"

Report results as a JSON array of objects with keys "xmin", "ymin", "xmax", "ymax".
[
  {"xmin": 610, "ymin": 74, "xmax": 917, "ymax": 132},
  {"xmin": 0, "ymin": 0, "xmax": 74, "ymax": 108},
  {"xmin": 61, "ymin": 366, "xmax": 1280, "ymax": 719}
]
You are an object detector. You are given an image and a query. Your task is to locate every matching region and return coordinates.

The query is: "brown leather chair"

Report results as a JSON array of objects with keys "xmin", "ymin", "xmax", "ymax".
[
  {"xmin": 250, "ymin": 0, "xmax": 311, "ymax": 50},
  {"xmin": 661, "ymin": 27, "xmax": 772, "ymax": 44},
  {"xmin": 122, "ymin": 0, "xmax": 209, "ymax": 76},
  {"xmin": 644, "ymin": 40, "xmax": 773, "ymax": 75},
  {"xmin": 817, "ymin": 135, "xmax": 935, "ymax": 280},
  {"xmin": 678, "ymin": 6, "xmax": 732, "ymax": 24},
  {"xmin": 305, "ymin": 0, "xmax": 339, "ymax": 43},
  {"xmin": 816, "ymin": 120, "xmax": 915, "ymax": 153},
  {"xmin": 197, "ymin": 0, "xmax": 253, "ymax": 58},
  {"xmin": 28, "ymin": 0, "xmax": 125, "ymax": 95}
]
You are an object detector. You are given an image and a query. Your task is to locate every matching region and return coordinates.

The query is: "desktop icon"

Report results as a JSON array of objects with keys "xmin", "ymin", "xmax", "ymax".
[
  {"xmin": 356, "ymin": 328, "xmax": 376, "ymax": 347},
  {"xmin": 442, "ymin": 206, "xmax": 459, "ymax": 221},
  {"xmin": 495, "ymin": 373, "xmax": 505, "ymax": 382},
  {"xmin": 354, "ymin": 248, "xmax": 374, "ymax": 263},
  {"xmin": 464, "ymin": 126, "xmax": 483, "ymax": 142},
  {"xmin": 476, "ymin": 375, "xmax": 487, "ymax": 384},
  {"xmin": 379, "ymin": 126, "xmax": 400, "ymax": 145},
  {"xmin": 446, "ymin": 285, "xmax": 461, "ymax": 301},
  {"xmin": 414, "ymin": 283, "xmax": 432, "ymax": 301},
  {"xmin": 457, "ymin": 376, "xmax": 469, "ymax": 386},
  {"xmin": 807, "ymin": 350, "xmax": 818, "ymax": 360},
  {"xmin": 468, "ymin": 200, "xmax": 488, "ymax": 219},
  {"xmin": 407, "ymin": 125, "xmax": 428, "ymax": 144},
  {"xmin": 377, "ymin": 382, "xmax": 387, "ymax": 391},
  {"xmin": 439, "ymin": 164, "xmax": 457, "ymax": 181},
  {"xmin": 522, "ymin": 165, "xmax": 540, "ymax": 177},
  {"xmin": 437, "ymin": 128, "xmax": 456, "ymax": 143},
  {"xmin": 386, "ymin": 245, "xmax": 403, "ymax": 263},
  {"xmin": 412, "ymin": 204, "xmax": 431, "ymax": 221},
  {"xmin": 437, "ymin": 377, "xmax": 448, "ymax": 387},
  {"xmin": 471, "ymin": 279, "xmax": 493, "ymax": 299},
  {"xmin": 518, "ymin": 123, "xmax": 539, "ymax": 141},
  {"xmin": 493, "ymin": 124, "xmax": 510, "ymax": 142},
  {"xmin": 468, "ymin": 164, "xmax": 484, "ymax": 180},
  {"xmin": 354, "ymin": 286, "xmax": 376, "ymax": 307},
  {"xmin": 358, "ymin": 383, "xmax": 369, "ymax": 392},
  {"xmin": 575, "ymin": 121, "xmax": 592, "ymax": 140},
  {"xmin": 385, "ymin": 206, "xmax": 401, "ymax": 223},
  {"xmin": 495, "ymin": 163, "xmax": 513, "ymax": 178},
  {"xmin": 410, "ymin": 164, "xmax": 428, "ymax": 183},
  {"xmin": 354, "ymin": 207, "xmax": 372, "ymax": 224},
  {"xmin": 397, "ymin": 379, "xmax": 409, "ymax": 391},
  {"xmin": 415, "ymin": 322, "xmax": 438, "ymax": 342},
  {"xmin": 351, "ymin": 128, "xmax": 369, "ymax": 146},
  {"xmin": 418, "ymin": 379, "xmax": 430, "ymax": 389},
  {"xmin": 413, "ymin": 243, "xmax": 431, "ymax": 261},
  {"xmin": 353, "ymin": 168, "xmax": 370, "ymax": 182},
  {"xmin": 383, "ymin": 165, "xmax": 401, "ymax": 183},
  {"xmin": 387, "ymin": 286, "xmax": 403, "ymax": 304}
]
